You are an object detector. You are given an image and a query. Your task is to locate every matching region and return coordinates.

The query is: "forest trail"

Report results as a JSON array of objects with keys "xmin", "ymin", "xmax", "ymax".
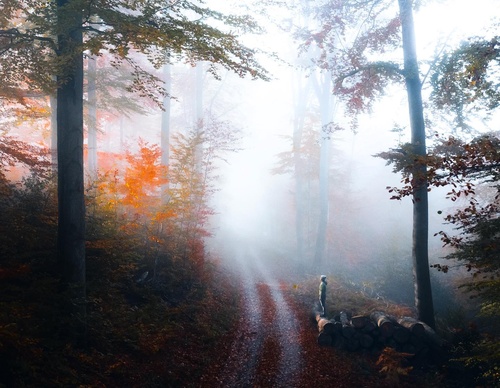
[
  {"xmin": 207, "ymin": 256, "xmax": 303, "ymax": 387},
  {"xmin": 198, "ymin": 255, "xmax": 415, "ymax": 388}
]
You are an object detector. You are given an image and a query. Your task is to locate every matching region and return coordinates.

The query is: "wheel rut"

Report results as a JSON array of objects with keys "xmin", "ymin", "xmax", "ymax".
[{"xmin": 209, "ymin": 260, "xmax": 303, "ymax": 387}]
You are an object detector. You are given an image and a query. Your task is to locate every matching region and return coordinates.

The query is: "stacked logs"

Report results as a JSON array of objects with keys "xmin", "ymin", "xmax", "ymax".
[{"xmin": 316, "ymin": 310, "xmax": 444, "ymax": 357}]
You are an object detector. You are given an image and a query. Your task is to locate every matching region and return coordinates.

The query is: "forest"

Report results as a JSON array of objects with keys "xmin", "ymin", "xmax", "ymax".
[{"xmin": 1, "ymin": 0, "xmax": 500, "ymax": 386}]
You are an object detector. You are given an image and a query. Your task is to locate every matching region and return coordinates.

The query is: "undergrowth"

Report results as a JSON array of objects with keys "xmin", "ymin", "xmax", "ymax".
[
  {"xmin": 0, "ymin": 175, "xmax": 239, "ymax": 387},
  {"xmin": 288, "ymin": 274, "xmax": 500, "ymax": 387}
]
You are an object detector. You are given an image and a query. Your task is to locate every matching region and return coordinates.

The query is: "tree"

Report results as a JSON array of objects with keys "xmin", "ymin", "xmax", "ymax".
[
  {"xmin": 56, "ymin": 0, "xmax": 86, "ymax": 294},
  {"xmin": 430, "ymin": 35, "xmax": 500, "ymax": 131},
  {"xmin": 301, "ymin": 0, "xmax": 435, "ymax": 326},
  {"xmin": 161, "ymin": 60, "xmax": 172, "ymax": 204},
  {"xmin": 313, "ymin": 71, "xmax": 334, "ymax": 265},
  {"xmin": 1, "ymin": 0, "xmax": 267, "ymax": 319},
  {"xmin": 397, "ymin": 0, "xmax": 435, "ymax": 329},
  {"xmin": 287, "ymin": 0, "xmax": 353, "ymax": 267},
  {"xmin": 433, "ymin": 136, "xmax": 500, "ymax": 317},
  {"xmin": 384, "ymin": 134, "xmax": 500, "ymax": 316},
  {"xmin": 427, "ymin": 32, "xmax": 500, "ymax": 314},
  {"xmin": 168, "ymin": 116, "xmax": 241, "ymax": 245}
]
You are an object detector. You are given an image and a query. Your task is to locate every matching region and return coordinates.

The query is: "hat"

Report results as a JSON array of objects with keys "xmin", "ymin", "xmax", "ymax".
[{"xmin": 320, "ymin": 275, "xmax": 326, "ymax": 280}]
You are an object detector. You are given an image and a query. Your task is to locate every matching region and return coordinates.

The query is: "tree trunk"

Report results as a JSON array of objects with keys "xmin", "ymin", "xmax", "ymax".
[
  {"xmin": 314, "ymin": 71, "xmax": 333, "ymax": 266},
  {"xmin": 50, "ymin": 93, "xmax": 57, "ymax": 170},
  {"xmin": 292, "ymin": 71, "xmax": 313, "ymax": 263},
  {"xmin": 317, "ymin": 317, "xmax": 335, "ymax": 334},
  {"xmin": 397, "ymin": 317, "xmax": 425, "ymax": 336},
  {"xmin": 398, "ymin": 0, "xmax": 435, "ymax": 329},
  {"xmin": 194, "ymin": 62, "xmax": 204, "ymax": 171},
  {"xmin": 161, "ymin": 60, "xmax": 171, "ymax": 204},
  {"xmin": 56, "ymin": 0, "xmax": 86, "ymax": 298},
  {"xmin": 87, "ymin": 55, "xmax": 97, "ymax": 180},
  {"xmin": 370, "ymin": 311, "xmax": 394, "ymax": 337}
]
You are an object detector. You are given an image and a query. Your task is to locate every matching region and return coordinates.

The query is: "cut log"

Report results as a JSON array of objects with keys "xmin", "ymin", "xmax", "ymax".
[
  {"xmin": 409, "ymin": 334, "xmax": 426, "ymax": 351},
  {"xmin": 332, "ymin": 320, "xmax": 343, "ymax": 334},
  {"xmin": 370, "ymin": 311, "xmax": 394, "ymax": 337},
  {"xmin": 401, "ymin": 343, "xmax": 417, "ymax": 354},
  {"xmin": 397, "ymin": 317, "xmax": 425, "ymax": 336},
  {"xmin": 339, "ymin": 311, "xmax": 349, "ymax": 326},
  {"xmin": 351, "ymin": 315, "xmax": 368, "ymax": 329},
  {"xmin": 342, "ymin": 325, "xmax": 356, "ymax": 339},
  {"xmin": 393, "ymin": 326, "xmax": 411, "ymax": 344},
  {"xmin": 420, "ymin": 322, "xmax": 445, "ymax": 348},
  {"xmin": 346, "ymin": 338, "xmax": 360, "ymax": 352},
  {"xmin": 340, "ymin": 311, "xmax": 355, "ymax": 338},
  {"xmin": 362, "ymin": 320, "xmax": 376, "ymax": 333},
  {"xmin": 359, "ymin": 333, "xmax": 374, "ymax": 348},
  {"xmin": 317, "ymin": 318, "xmax": 334, "ymax": 334},
  {"xmin": 332, "ymin": 333, "xmax": 345, "ymax": 349},
  {"xmin": 318, "ymin": 331, "xmax": 332, "ymax": 346},
  {"xmin": 315, "ymin": 312, "xmax": 324, "ymax": 322}
]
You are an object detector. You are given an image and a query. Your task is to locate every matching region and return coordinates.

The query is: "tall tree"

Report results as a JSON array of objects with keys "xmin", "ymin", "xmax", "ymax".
[
  {"xmin": 0, "ymin": 0, "xmax": 268, "ymax": 305},
  {"xmin": 291, "ymin": 69, "xmax": 312, "ymax": 263},
  {"xmin": 313, "ymin": 71, "xmax": 334, "ymax": 265},
  {"xmin": 87, "ymin": 55, "xmax": 97, "ymax": 180},
  {"xmin": 56, "ymin": 0, "xmax": 86, "ymax": 294},
  {"xmin": 301, "ymin": 0, "xmax": 435, "ymax": 326},
  {"xmin": 161, "ymin": 61, "xmax": 172, "ymax": 204},
  {"xmin": 398, "ymin": 0, "xmax": 434, "ymax": 328}
]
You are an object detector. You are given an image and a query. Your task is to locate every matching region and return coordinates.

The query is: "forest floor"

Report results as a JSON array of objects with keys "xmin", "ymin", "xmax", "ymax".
[
  {"xmin": 0, "ymin": 251, "xmax": 484, "ymax": 387},
  {"xmin": 196, "ymin": 259, "xmax": 444, "ymax": 388}
]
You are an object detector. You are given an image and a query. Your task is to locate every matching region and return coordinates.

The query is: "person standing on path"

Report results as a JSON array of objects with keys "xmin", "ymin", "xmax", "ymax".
[{"xmin": 319, "ymin": 275, "xmax": 327, "ymax": 317}]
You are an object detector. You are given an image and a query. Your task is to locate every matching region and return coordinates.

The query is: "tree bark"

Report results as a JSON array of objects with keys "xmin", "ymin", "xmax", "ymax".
[
  {"xmin": 314, "ymin": 71, "xmax": 333, "ymax": 266},
  {"xmin": 87, "ymin": 55, "xmax": 97, "ymax": 180},
  {"xmin": 56, "ymin": 0, "xmax": 86, "ymax": 297},
  {"xmin": 393, "ymin": 326, "xmax": 411, "ymax": 344},
  {"xmin": 398, "ymin": 0, "xmax": 435, "ymax": 329},
  {"xmin": 317, "ymin": 317, "xmax": 335, "ymax": 334},
  {"xmin": 50, "ymin": 93, "xmax": 57, "ymax": 171},
  {"xmin": 161, "ymin": 60, "xmax": 171, "ymax": 204},
  {"xmin": 397, "ymin": 316, "xmax": 425, "ymax": 336},
  {"xmin": 370, "ymin": 311, "xmax": 394, "ymax": 337},
  {"xmin": 292, "ymin": 72, "xmax": 310, "ymax": 263},
  {"xmin": 351, "ymin": 315, "xmax": 368, "ymax": 329},
  {"xmin": 318, "ymin": 330, "xmax": 332, "ymax": 346}
]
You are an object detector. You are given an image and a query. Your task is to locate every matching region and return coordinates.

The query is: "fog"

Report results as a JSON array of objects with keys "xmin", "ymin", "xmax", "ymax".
[
  {"xmin": 6, "ymin": 0, "xmax": 497, "ymax": 313},
  {"xmin": 201, "ymin": 0, "xmax": 500, "ymax": 312}
]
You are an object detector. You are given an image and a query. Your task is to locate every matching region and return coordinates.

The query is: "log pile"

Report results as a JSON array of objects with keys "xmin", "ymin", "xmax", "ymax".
[{"xmin": 315, "ymin": 310, "xmax": 444, "ymax": 358}]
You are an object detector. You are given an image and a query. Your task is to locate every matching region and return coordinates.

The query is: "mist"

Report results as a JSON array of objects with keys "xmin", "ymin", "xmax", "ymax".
[
  {"xmin": 5, "ymin": 0, "xmax": 500, "ymax": 385},
  {"xmin": 199, "ymin": 0, "xmax": 499, "ymax": 314},
  {"xmin": 3, "ymin": 0, "xmax": 497, "ymax": 321}
]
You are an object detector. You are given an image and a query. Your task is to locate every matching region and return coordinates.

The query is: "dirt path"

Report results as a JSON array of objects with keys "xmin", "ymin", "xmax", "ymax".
[
  {"xmin": 205, "ymin": 258, "xmax": 303, "ymax": 387},
  {"xmin": 199, "ymin": 256, "xmax": 405, "ymax": 388}
]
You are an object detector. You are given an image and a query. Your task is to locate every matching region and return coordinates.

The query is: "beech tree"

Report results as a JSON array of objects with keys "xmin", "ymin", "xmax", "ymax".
[
  {"xmin": 430, "ymin": 35, "xmax": 500, "ymax": 131},
  {"xmin": 288, "ymin": 0, "xmax": 359, "ymax": 266},
  {"xmin": 298, "ymin": 0, "xmax": 435, "ymax": 326},
  {"xmin": 426, "ymin": 33, "xmax": 500, "ymax": 312},
  {"xmin": 0, "ymin": 0, "xmax": 267, "ymax": 311},
  {"xmin": 383, "ymin": 134, "xmax": 500, "ymax": 315}
]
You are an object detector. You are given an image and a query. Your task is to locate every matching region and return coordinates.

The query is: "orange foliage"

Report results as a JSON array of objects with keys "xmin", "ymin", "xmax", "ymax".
[{"xmin": 120, "ymin": 138, "xmax": 168, "ymax": 213}]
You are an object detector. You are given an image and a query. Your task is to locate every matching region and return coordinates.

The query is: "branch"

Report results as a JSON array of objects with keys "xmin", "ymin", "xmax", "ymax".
[
  {"xmin": 336, "ymin": 61, "xmax": 405, "ymax": 85},
  {"xmin": 421, "ymin": 31, "xmax": 455, "ymax": 87},
  {"xmin": 0, "ymin": 28, "xmax": 57, "ymax": 52}
]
